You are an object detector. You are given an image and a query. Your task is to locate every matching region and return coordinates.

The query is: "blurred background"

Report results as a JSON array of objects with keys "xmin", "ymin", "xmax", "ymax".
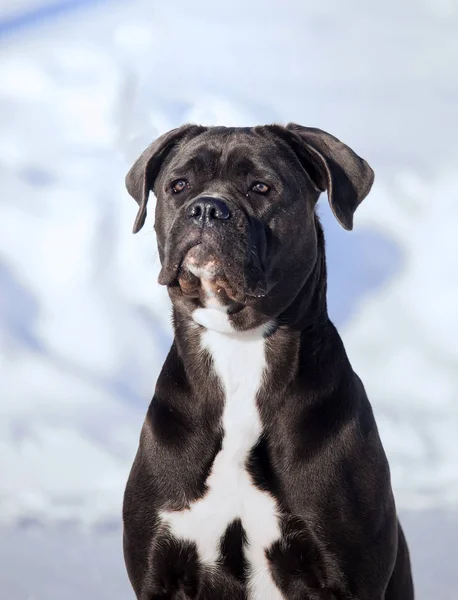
[{"xmin": 0, "ymin": 0, "xmax": 457, "ymax": 598}]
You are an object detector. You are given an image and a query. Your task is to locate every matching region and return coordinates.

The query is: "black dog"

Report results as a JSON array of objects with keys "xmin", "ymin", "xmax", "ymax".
[{"xmin": 123, "ymin": 124, "xmax": 414, "ymax": 599}]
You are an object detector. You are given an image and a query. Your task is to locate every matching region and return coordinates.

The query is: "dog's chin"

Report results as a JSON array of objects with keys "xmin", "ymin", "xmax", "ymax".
[{"xmin": 177, "ymin": 244, "xmax": 246, "ymax": 308}]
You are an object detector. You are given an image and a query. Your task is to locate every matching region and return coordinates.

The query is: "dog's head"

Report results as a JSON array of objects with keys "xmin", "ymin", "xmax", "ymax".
[{"xmin": 126, "ymin": 124, "xmax": 373, "ymax": 331}]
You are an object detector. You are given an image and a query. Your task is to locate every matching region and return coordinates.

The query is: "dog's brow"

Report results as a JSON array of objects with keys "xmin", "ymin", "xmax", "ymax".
[
  {"xmin": 228, "ymin": 157, "xmax": 279, "ymax": 182},
  {"xmin": 172, "ymin": 148, "xmax": 220, "ymax": 175}
]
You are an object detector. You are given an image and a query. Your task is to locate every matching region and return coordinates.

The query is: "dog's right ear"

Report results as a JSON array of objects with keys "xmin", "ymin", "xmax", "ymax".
[{"xmin": 126, "ymin": 124, "xmax": 205, "ymax": 233}]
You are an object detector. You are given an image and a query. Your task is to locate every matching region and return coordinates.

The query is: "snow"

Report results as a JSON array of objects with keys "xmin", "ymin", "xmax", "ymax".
[
  {"xmin": 345, "ymin": 168, "xmax": 458, "ymax": 509},
  {"xmin": 0, "ymin": 0, "xmax": 457, "ymax": 595}
]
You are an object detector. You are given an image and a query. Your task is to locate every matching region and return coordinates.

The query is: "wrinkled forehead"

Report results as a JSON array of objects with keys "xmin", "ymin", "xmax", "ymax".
[{"xmin": 164, "ymin": 128, "xmax": 291, "ymax": 180}]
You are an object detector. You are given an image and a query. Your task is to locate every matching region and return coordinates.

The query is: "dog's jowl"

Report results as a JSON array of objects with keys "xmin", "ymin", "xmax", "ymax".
[{"xmin": 123, "ymin": 124, "xmax": 415, "ymax": 599}]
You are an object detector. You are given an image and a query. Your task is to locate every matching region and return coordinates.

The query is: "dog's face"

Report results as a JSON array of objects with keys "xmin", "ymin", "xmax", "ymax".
[{"xmin": 126, "ymin": 124, "xmax": 374, "ymax": 331}]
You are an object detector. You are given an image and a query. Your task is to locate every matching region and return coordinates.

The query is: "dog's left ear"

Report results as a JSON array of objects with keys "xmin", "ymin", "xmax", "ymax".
[
  {"xmin": 126, "ymin": 124, "xmax": 206, "ymax": 233},
  {"xmin": 284, "ymin": 123, "xmax": 374, "ymax": 230}
]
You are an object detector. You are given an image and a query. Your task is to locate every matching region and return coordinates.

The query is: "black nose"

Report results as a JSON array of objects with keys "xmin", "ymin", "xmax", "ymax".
[{"xmin": 187, "ymin": 197, "xmax": 231, "ymax": 225}]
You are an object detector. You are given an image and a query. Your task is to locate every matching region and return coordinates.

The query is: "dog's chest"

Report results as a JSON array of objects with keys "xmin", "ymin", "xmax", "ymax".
[{"xmin": 160, "ymin": 323, "xmax": 283, "ymax": 599}]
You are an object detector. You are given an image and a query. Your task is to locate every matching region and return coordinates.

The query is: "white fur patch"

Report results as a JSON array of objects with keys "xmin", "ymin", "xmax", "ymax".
[
  {"xmin": 160, "ymin": 322, "xmax": 284, "ymax": 599},
  {"xmin": 193, "ymin": 307, "xmax": 234, "ymax": 332}
]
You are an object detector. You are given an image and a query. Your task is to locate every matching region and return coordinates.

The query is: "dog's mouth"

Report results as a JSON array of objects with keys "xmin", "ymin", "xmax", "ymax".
[
  {"xmin": 177, "ymin": 243, "xmax": 246, "ymax": 306},
  {"xmin": 158, "ymin": 228, "xmax": 270, "ymax": 308}
]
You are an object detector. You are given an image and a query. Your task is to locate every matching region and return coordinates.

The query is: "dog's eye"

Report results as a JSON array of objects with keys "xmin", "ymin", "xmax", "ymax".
[
  {"xmin": 251, "ymin": 182, "xmax": 270, "ymax": 194},
  {"xmin": 171, "ymin": 179, "xmax": 190, "ymax": 194}
]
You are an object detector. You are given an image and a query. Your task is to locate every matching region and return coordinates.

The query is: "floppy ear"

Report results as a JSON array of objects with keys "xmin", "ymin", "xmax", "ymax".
[
  {"xmin": 283, "ymin": 123, "xmax": 374, "ymax": 230},
  {"xmin": 125, "ymin": 124, "xmax": 205, "ymax": 233}
]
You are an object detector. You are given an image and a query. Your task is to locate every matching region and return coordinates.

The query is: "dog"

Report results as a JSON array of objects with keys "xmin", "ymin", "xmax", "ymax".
[{"xmin": 122, "ymin": 123, "xmax": 414, "ymax": 600}]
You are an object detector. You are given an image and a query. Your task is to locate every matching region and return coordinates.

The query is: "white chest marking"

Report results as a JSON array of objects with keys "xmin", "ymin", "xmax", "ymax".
[{"xmin": 160, "ymin": 311, "xmax": 284, "ymax": 599}]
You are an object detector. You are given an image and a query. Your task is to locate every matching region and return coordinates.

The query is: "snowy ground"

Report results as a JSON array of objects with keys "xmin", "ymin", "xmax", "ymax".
[{"xmin": 0, "ymin": 0, "xmax": 457, "ymax": 598}]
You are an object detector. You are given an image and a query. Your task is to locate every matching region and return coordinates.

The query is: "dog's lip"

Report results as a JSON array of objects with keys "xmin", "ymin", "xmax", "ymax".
[
  {"xmin": 177, "ymin": 243, "xmax": 254, "ymax": 306},
  {"xmin": 177, "ymin": 241, "xmax": 202, "ymax": 275},
  {"xmin": 159, "ymin": 236, "xmax": 269, "ymax": 304},
  {"xmin": 157, "ymin": 237, "xmax": 203, "ymax": 286}
]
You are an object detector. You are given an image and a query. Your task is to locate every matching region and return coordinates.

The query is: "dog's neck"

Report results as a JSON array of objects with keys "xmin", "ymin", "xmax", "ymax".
[
  {"xmin": 276, "ymin": 220, "xmax": 329, "ymax": 333},
  {"xmin": 168, "ymin": 221, "xmax": 346, "ymax": 400}
]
